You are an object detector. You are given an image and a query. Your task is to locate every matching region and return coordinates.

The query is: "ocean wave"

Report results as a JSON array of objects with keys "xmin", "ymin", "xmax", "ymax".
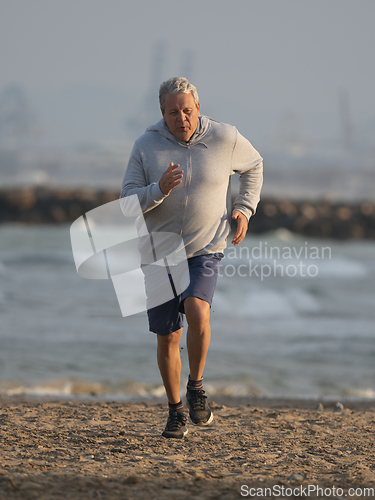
[
  {"xmin": 312, "ymin": 258, "xmax": 367, "ymax": 278},
  {"xmin": 0, "ymin": 251, "xmax": 74, "ymax": 264},
  {"xmin": 342, "ymin": 388, "xmax": 375, "ymax": 399},
  {"xmin": 2, "ymin": 377, "xmax": 373, "ymax": 401},
  {"xmin": 214, "ymin": 288, "xmax": 319, "ymax": 319},
  {"xmin": 0, "ymin": 377, "xmax": 262, "ymax": 399},
  {"xmin": 220, "ymin": 256, "xmax": 368, "ymax": 278},
  {"xmin": 0, "ymin": 378, "xmax": 164, "ymax": 398}
]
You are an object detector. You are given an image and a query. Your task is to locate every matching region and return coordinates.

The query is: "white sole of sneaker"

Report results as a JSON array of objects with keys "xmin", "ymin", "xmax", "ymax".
[
  {"xmin": 162, "ymin": 428, "xmax": 188, "ymax": 439},
  {"xmin": 189, "ymin": 412, "xmax": 214, "ymax": 426}
]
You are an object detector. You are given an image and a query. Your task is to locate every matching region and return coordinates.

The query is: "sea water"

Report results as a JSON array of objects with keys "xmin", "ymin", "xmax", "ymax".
[{"xmin": 0, "ymin": 223, "xmax": 374, "ymax": 400}]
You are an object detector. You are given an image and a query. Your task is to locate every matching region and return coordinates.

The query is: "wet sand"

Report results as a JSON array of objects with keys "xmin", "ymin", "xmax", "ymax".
[{"xmin": 0, "ymin": 396, "xmax": 374, "ymax": 499}]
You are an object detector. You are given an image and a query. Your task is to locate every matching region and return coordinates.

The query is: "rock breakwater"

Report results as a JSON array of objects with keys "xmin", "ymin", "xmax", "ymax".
[{"xmin": 0, "ymin": 187, "xmax": 374, "ymax": 239}]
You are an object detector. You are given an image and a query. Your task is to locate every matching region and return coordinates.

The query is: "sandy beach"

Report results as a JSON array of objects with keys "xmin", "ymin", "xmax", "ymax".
[{"xmin": 0, "ymin": 396, "xmax": 374, "ymax": 499}]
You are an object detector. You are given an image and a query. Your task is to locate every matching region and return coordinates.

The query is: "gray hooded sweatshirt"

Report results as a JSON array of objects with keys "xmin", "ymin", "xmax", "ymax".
[{"xmin": 121, "ymin": 116, "xmax": 263, "ymax": 259}]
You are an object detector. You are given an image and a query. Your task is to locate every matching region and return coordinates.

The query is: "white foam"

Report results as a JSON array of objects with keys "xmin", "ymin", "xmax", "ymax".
[
  {"xmin": 240, "ymin": 290, "xmax": 295, "ymax": 318},
  {"xmin": 214, "ymin": 287, "xmax": 319, "ymax": 318},
  {"xmin": 313, "ymin": 258, "xmax": 367, "ymax": 278},
  {"xmin": 1, "ymin": 378, "xmax": 166, "ymax": 398},
  {"xmin": 344, "ymin": 388, "xmax": 375, "ymax": 399}
]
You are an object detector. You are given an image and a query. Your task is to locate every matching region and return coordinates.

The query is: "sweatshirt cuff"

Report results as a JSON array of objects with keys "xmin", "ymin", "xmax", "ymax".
[
  {"xmin": 151, "ymin": 182, "xmax": 168, "ymax": 203},
  {"xmin": 232, "ymin": 207, "xmax": 251, "ymax": 221}
]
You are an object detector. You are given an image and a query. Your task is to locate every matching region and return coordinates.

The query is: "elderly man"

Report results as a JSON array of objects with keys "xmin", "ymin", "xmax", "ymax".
[{"xmin": 121, "ymin": 77, "xmax": 263, "ymax": 439}]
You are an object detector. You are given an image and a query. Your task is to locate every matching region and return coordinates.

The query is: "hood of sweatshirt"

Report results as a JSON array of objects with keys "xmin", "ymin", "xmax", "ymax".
[{"xmin": 145, "ymin": 115, "xmax": 211, "ymax": 147}]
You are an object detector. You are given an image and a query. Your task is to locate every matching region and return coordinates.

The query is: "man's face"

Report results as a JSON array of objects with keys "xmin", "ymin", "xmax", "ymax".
[{"xmin": 162, "ymin": 92, "xmax": 200, "ymax": 142}]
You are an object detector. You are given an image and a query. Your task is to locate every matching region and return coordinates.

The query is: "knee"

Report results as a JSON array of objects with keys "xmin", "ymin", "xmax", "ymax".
[
  {"xmin": 185, "ymin": 298, "xmax": 210, "ymax": 331},
  {"xmin": 157, "ymin": 329, "xmax": 182, "ymax": 352}
]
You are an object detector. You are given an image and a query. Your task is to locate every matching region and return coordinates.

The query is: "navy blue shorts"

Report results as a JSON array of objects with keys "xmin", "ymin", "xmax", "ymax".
[{"xmin": 147, "ymin": 253, "xmax": 223, "ymax": 336}]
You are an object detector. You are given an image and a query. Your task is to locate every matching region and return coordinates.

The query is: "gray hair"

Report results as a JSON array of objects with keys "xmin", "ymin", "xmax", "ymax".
[{"xmin": 159, "ymin": 77, "xmax": 199, "ymax": 114}]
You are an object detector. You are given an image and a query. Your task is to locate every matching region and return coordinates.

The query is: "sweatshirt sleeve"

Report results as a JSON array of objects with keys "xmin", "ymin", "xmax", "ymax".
[
  {"xmin": 120, "ymin": 142, "xmax": 167, "ymax": 213},
  {"xmin": 231, "ymin": 130, "xmax": 263, "ymax": 220}
]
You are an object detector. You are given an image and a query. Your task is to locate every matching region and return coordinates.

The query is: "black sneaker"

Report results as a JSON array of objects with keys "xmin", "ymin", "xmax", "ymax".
[
  {"xmin": 162, "ymin": 411, "xmax": 188, "ymax": 439},
  {"xmin": 186, "ymin": 389, "xmax": 214, "ymax": 426}
]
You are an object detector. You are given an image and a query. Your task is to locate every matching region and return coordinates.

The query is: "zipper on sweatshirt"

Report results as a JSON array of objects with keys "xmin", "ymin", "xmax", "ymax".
[{"xmin": 179, "ymin": 146, "xmax": 192, "ymax": 236}]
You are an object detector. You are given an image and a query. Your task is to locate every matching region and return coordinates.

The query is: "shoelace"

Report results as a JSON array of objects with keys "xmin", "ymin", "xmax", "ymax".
[
  {"xmin": 187, "ymin": 389, "xmax": 207, "ymax": 410},
  {"xmin": 167, "ymin": 412, "xmax": 186, "ymax": 430}
]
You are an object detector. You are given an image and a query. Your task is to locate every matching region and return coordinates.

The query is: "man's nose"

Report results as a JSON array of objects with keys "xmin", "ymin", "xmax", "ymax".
[{"xmin": 177, "ymin": 111, "xmax": 186, "ymax": 121}]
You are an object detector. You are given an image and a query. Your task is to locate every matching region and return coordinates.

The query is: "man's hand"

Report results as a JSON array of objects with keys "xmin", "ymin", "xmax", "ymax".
[
  {"xmin": 231, "ymin": 210, "xmax": 248, "ymax": 246},
  {"xmin": 159, "ymin": 162, "xmax": 183, "ymax": 195}
]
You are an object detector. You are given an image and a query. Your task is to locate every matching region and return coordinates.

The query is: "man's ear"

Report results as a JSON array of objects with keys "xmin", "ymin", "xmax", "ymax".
[{"xmin": 197, "ymin": 103, "xmax": 201, "ymax": 113}]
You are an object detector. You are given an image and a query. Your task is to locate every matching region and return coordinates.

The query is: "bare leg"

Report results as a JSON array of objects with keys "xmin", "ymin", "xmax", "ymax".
[
  {"xmin": 157, "ymin": 328, "xmax": 183, "ymax": 404},
  {"xmin": 184, "ymin": 297, "xmax": 211, "ymax": 381}
]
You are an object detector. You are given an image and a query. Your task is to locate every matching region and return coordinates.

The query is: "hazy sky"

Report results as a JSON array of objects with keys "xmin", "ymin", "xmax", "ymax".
[{"xmin": 1, "ymin": 0, "xmax": 374, "ymax": 150}]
